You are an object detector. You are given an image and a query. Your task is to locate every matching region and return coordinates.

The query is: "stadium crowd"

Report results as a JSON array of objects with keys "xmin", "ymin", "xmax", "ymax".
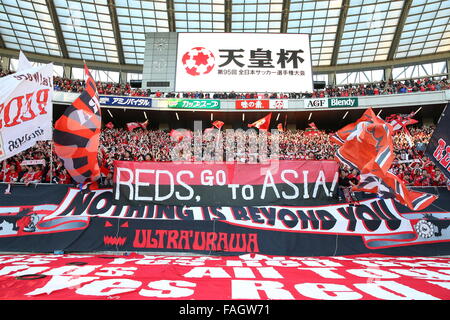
[
  {"xmin": 1, "ymin": 67, "xmax": 449, "ymax": 98},
  {"xmin": 54, "ymin": 75, "xmax": 450, "ymax": 99},
  {"xmin": 1, "ymin": 66, "xmax": 448, "ymax": 190},
  {"xmin": 1, "ymin": 123, "xmax": 447, "ymax": 190}
]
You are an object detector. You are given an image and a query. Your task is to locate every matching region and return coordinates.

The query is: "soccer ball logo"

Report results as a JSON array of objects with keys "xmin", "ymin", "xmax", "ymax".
[{"xmin": 181, "ymin": 47, "xmax": 215, "ymax": 76}]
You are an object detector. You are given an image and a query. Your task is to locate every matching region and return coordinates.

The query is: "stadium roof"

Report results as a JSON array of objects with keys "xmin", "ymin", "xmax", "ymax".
[{"xmin": 0, "ymin": 0, "xmax": 449, "ymax": 71}]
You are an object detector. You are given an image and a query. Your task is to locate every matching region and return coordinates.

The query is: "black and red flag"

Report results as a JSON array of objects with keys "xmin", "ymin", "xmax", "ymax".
[
  {"xmin": 53, "ymin": 64, "xmax": 102, "ymax": 185},
  {"xmin": 425, "ymin": 102, "xmax": 450, "ymax": 181},
  {"xmin": 385, "ymin": 112, "xmax": 418, "ymax": 146}
]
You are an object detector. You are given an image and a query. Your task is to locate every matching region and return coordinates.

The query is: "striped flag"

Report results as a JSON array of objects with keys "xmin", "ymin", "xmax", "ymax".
[
  {"xmin": 333, "ymin": 108, "xmax": 437, "ymax": 211},
  {"xmin": 53, "ymin": 64, "xmax": 101, "ymax": 185}
]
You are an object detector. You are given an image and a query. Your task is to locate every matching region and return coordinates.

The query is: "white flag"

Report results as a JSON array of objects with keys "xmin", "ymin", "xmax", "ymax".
[
  {"xmin": 0, "ymin": 53, "xmax": 53, "ymax": 161},
  {"xmin": 17, "ymin": 50, "xmax": 33, "ymax": 72}
]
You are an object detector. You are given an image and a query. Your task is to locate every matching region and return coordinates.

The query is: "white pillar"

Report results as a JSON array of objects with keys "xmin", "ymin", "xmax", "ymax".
[
  {"xmin": 0, "ymin": 56, "xmax": 10, "ymax": 71},
  {"xmin": 63, "ymin": 65, "xmax": 72, "ymax": 79},
  {"xmin": 384, "ymin": 66, "xmax": 393, "ymax": 81}
]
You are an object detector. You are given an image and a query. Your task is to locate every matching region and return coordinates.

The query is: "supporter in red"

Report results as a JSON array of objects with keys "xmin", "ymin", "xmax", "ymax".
[
  {"xmin": 20, "ymin": 166, "xmax": 34, "ymax": 185},
  {"xmin": 433, "ymin": 171, "xmax": 447, "ymax": 186},
  {"xmin": 4, "ymin": 164, "xmax": 19, "ymax": 183},
  {"xmin": 3, "ymin": 164, "xmax": 19, "ymax": 194},
  {"xmin": 0, "ymin": 116, "xmax": 445, "ymax": 189},
  {"xmin": 413, "ymin": 169, "xmax": 432, "ymax": 186},
  {"xmin": 21, "ymin": 165, "xmax": 44, "ymax": 186},
  {"xmin": 58, "ymin": 168, "xmax": 72, "ymax": 184},
  {"xmin": 30, "ymin": 165, "xmax": 44, "ymax": 184},
  {"xmin": 347, "ymin": 169, "xmax": 360, "ymax": 186}
]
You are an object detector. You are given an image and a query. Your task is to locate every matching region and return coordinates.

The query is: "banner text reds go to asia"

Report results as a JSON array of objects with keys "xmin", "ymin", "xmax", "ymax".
[{"xmin": 113, "ymin": 160, "xmax": 339, "ymax": 207}]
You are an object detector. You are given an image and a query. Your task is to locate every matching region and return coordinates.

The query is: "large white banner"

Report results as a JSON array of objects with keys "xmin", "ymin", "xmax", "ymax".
[
  {"xmin": 0, "ymin": 59, "xmax": 53, "ymax": 161},
  {"xmin": 175, "ymin": 33, "xmax": 313, "ymax": 93}
]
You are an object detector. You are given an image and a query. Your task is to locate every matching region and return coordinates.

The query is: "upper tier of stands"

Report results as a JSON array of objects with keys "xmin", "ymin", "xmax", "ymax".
[{"xmin": 1, "ymin": 68, "xmax": 448, "ymax": 99}]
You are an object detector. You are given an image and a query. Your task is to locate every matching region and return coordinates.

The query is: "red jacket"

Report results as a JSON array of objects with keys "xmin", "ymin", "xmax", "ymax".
[{"xmin": 4, "ymin": 170, "xmax": 18, "ymax": 183}]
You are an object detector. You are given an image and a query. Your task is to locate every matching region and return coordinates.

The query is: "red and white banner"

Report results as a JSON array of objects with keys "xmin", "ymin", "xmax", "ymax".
[
  {"xmin": 235, "ymin": 100, "xmax": 288, "ymax": 110},
  {"xmin": 236, "ymin": 100, "xmax": 270, "ymax": 110},
  {"xmin": 0, "ymin": 54, "xmax": 53, "ymax": 161},
  {"xmin": 113, "ymin": 160, "xmax": 339, "ymax": 206},
  {"xmin": 20, "ymin": 159, "xmax": 46, "ymax": 166},
  {"xmin": 0, "ymin": 253, "xmax": 449, "ymax": 300},
  {"xmin": 175, "ymin": 33, "xmax": 313, "ymax": 93},
  {"xmin": 269, "ymin": 99, "xmax": 288, "ymax": 110}
]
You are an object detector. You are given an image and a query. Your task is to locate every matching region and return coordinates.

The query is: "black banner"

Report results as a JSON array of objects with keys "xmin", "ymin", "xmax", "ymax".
[
  {"xmin": 0, "ymin": 184, "xmax": 449, "ymax": 256},
  {"xmin": 425, "ymin": 102, "xmax": 450, "ymax": 181}
]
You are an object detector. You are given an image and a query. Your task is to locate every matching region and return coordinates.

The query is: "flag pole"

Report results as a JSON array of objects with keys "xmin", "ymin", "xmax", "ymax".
[
  {"xmin": 50, "ymin": 70, "xmax": 54, "ymax": 183},
  {"xmin": 50, "ymin": 139, "xmax": 53, "ymax": 183}
]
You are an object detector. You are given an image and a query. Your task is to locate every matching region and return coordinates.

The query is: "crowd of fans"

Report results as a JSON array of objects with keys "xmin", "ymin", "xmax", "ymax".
[
  {"xmin": 55, "ymin": 75, "xmax": 450, "ymax": 99},
  {"xmin": 1, "ymin": 123, "xmax": 448, "ymax": 190},
  {"xmin": 1, "ymin": 66, "xmax": 448, "ymax": 191},
  {"xmin": 1, "ymin": 67, "xmax": 449, "ymax": 99}
]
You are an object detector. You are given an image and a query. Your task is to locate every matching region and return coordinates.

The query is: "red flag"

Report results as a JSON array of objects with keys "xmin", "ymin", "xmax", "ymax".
[
  {"xmin": 170, "ymin": 129, "xmax": 192, "ymax": 142},
  {"xmin": 126, "ymin": 120, "xmax": 148, "ymax": 131},
  {"xmin": 357, "ymin": 171, "xmax": 437, "ymax": 211},
  {"xmin": 126, "ymin": 122, "xmax": 140, "ymax": 131},
  {"xmin": 139, "ymin": 120, "xmax": 148, "ymax": 129},
  {"xmin": 105, "ymin": 122, "xmax": 114, "ymax": 129},
  {"xmin": 100, "ymin": 164, "xmax": 110, "ymax": 176},
  {"xmin": 53, "ymin": 64, "xmax": 101, "ymax": 184},
  {"xmin": 248, "ymin": 113, "xmax": 272, "ymax": 131},
  {"xmin": 333, "ymin": 108, "xmax": 394, "ymax": 173},
  {"xmin": 308, "ymin": 122, "xmax": 318, "ymax": 130},
  {"xmin": 334, "ymin": 108, "xmax": 437, "ymax": 211},
  {"xmin": 386, "ymin": 113, "xmax": 418, "ymax": 131},
  {"xmin": 212, "ymin": 120, "xmax": 224, "ymax": 130}
]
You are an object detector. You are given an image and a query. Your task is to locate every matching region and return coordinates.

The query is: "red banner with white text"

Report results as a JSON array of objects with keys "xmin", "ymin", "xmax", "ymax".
[
  {"xmin": 0, "ymin": 253, "xmax": 449, "ymax": 300},
  {"xmin": 113, "ymin": 160, "xmax": 339, "ymax": 206}
]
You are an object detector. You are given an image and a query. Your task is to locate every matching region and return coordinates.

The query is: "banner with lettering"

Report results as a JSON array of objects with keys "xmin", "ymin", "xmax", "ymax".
[
  {"xmin": 174, "ymin": 33, "xmax": 313, "ymax": 93},
  {"xmin": 425, "ymin": 102, "xmax": 450, "ymax": 181},
  {"xmin": 304, "ymin": 98, "xmax": 358, "ymax": 109},
  {"xmin": 113, "ymin": 160, "xmax": 339, "ymax": 207},
  {"xmin": 0, "ymin": 61, "xmax": 53, "ymax": 161},
  {"xmin": 99, "ymin": 95, "xmax": 152, "ymax": 108},
  {"xmin": 166, "ymin": 99, "xmax": 221, "ymax": 109},
  {"xmin": 1, "ymin": 253, "xmax": 450, "ymax": 300},
  {"xmin": 328, "ymin": 97, "xmax": 358, "ymax": 108},
  {"xmin": 0, "ymin": 184, "xmax": 449, "ymax": 256},
  {"xmin": 236, "ymin": 100, "xmax": 288, "ymax": 110}
]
